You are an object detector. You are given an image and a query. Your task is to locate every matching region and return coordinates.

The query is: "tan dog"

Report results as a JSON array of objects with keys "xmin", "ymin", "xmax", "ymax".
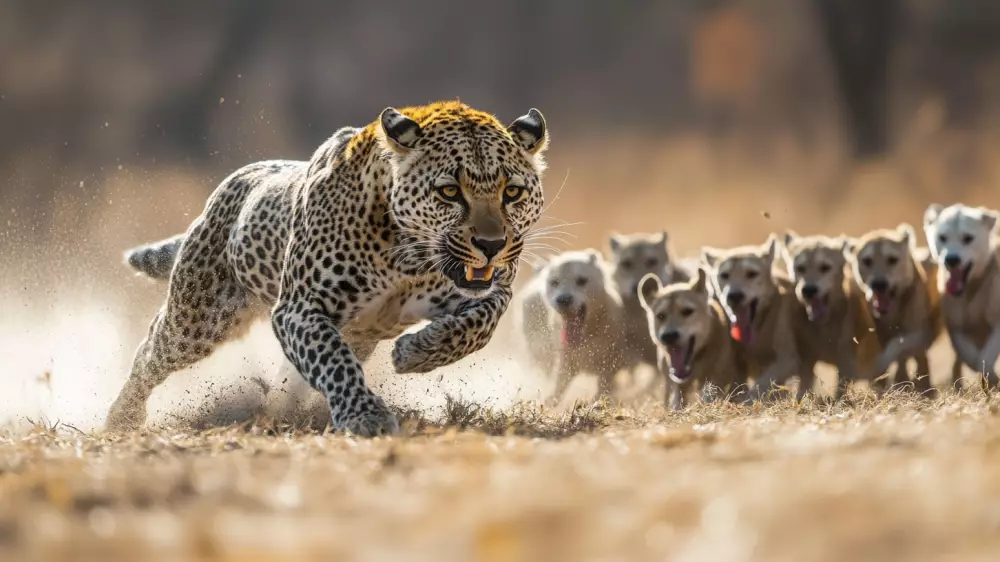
[
  {"xmin": 639, "ymin": 268, "xmax": 744, "ymax": 410},
  {"xmin": 923, "ymin": 203, "xmax": 1000, "ymax": 389},
  {"xmin": 702, "ymin": 235, "xmax": 800, "ymax": 401},
  {"xmin": 515, "ymin": 249, "xmax": 630, "ymax": 404},
  {"xmin": 782, "ymin": 232, "xmax": 881, "ymax": 400},
  {"xmin": 607, "ymin": 231, "xmax": 693, "ymax": 375},
  {"xmin": 844, "ymin": 224, "xmax": 944, "ymax": 396}
]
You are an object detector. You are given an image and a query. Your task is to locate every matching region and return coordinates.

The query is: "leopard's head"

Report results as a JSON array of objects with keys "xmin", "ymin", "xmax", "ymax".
[{"xmin": 380, "ymin": 101, "xmax": 548, "ymax": 297}]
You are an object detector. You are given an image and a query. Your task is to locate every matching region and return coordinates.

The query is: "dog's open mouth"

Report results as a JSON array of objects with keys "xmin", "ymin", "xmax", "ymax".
[
  {"xmin": 559, "ymin": 305, "xmax": 588, "ymax": 348},
  {"xmin": 805, "ymin": 294, "xmax": 830, "ymax": 322},
  {"xmin": 666, "ymin": 335, "xmax": 696, "ymax": 383},
  {"xmin": 870, "ymin": 288, "xmax": 895, "ymax": 317},
  {"xmin": 945, "ymin": 262, "xmax": 973, "ymax": 296},
  {"xmin": 728, "ymin": 299, "xmax": 758, "ymax": 344},
  {"xmin": 444, "ymin": 262, "xmax": 497, "ymax": 291}
]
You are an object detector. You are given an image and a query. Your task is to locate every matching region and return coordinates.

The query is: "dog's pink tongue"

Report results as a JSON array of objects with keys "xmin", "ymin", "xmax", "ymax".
[
  {"xmin": 560, "ymin": 316, "xmax": 585, "ymax": 347},
  {"xmin": 667, "ymin": 345, "xmax": 689, "ymax": 380},
  {"xmin": 731, "ymin": 309, "xmax": 754, "ymax": 344},
  {"xmin": 946, "ymin": 269, "xmax": 967, "ymax": 295},
  {"xmin": 871, "ymin": 293, "xmax": 890, "ymax": 315},
  {"xmin": 808, "ymin": 299, "xmax": 828, "ymax": 321}
]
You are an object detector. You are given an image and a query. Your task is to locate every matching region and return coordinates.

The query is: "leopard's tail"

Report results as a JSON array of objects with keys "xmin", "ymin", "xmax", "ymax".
[{"xmin": 123, "ymin": 233, "xmax": 186, "ymax": 280}]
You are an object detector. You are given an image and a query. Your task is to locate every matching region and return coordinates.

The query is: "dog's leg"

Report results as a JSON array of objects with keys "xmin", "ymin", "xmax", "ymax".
[{"xmin": 976, "ymin": 326, "xmax": 1000, "ymax": 390}]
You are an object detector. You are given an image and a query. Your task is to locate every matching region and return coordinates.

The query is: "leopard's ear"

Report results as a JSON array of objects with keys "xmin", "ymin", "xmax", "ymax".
[
  {"xmin": 379, "ymin": 108, "xmax": 422, "ymax": 153},
  {"xmin": 508, "ymin": 109, "xmax": 548, "ymax": 155}
]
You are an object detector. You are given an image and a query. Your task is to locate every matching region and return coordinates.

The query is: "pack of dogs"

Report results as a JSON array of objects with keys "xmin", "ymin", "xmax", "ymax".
[{"xmin": 514, "ymin": 203, "xmax": 1000, "ymax": 410}]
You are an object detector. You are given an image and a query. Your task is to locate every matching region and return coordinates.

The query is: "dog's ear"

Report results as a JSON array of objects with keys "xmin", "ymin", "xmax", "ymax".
[
  {"xmin": 924, "ymin": 203, "xmax": 944, "ymax": 227},
  {"xmin": 783, "ymin": 230, "xmax": 799, "ymax": 249},
  {"xmin": 691, "ymin": 267, "xmax": 709, "ymax": 294},
  {"xmin": 585, "ymin": 249, "xmax": 601, "ymax": 265},
  {"xmin": 896, "ymin": 222, "xmax": 917, "ymax": 250},
  {"xmin": 841, "ymin": 237, "xmax": 858, "ymax": 259},
  {"xmin": 764, "ymin": 233, "xmax": 780, "ymax": 264},
  {"xmin": 658, "ymin": 230, "xmax": 669, "ymax": 246},
  {"xmin": 638, "ymin": 273, "xmax": 662, "ymax": 310},
  {"xmin": 609, "ymin": 232, "xmax": 625, "ymax": 255},
  {"xmin": 701, "ymin": 247, "xmax": 722, "ymax": 268},
  {"xmin": 977, "ymin": 207, "xmax": 999, "ymax": 233}
]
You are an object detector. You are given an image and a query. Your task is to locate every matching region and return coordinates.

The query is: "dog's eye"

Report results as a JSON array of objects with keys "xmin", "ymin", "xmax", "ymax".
[
  {"xmin": 576, "ymin": 277, "xmax": 588, "ymax": 287},
  {"xmin": 680, "ymin": 307, "xmax": 695, "ymax": 317},
  {"xmin": 746, "ymin": 270, "xmax": 759, "ymax": 280},
  {"xmin": 620, "ymin": 260, "xmax": 632, "ymax": 270},
  {"xmin": 503, "ymin": 185, "xmax": 524, "ymax": 202},
  {"xmin": 645, "ymin": 258, "xmax": 658, "ymax": 269},
  {"xmin": 886, "ymin": 256, "xmax": 899, "ymax": 266},
  {"xmin": 819, "ymin": 263, "xmax": 832, "ymax": 273},
  {"xmin": 962, "ymin": 234, "xmax": 975, "ymax": 245},
  {"xmin": 795, "ymin": 265, "xmax": 806, "ymax": 275},
  {"xmin": 656, "ymin": 312, "xmax": 667, "ymax": 322},
  {"xmin": 938, "ymin": 234, "xmax": 947, "ymax": 244},
  {"xmin": 437, "ymin": 185, "xmax": 461, "ymax": 201},
  {"xmin": 718, "ymin": 272, "xmax": 730, "ymax": 282},
  {"xmin": 548, "ymin": 279, "xmax": 559, "ymax": 288},
  {"xmin": 861, "ymin": 257, "xmax": 873, "ymax": 268}
]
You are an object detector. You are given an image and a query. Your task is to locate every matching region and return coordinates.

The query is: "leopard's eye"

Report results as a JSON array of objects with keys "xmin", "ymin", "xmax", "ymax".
[
  {"xmin": 437, "ymin": 185, "xmax": 461, "ymax": 201},
  {"xmin": 503, "ymin": 185, "xmax": 524, "ymax": 202}
]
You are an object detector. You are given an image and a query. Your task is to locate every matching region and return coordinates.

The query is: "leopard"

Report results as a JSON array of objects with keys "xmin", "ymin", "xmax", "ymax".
[{"xmin": 106, "ymin": 101, "xmax": 550, "ymax": 437}]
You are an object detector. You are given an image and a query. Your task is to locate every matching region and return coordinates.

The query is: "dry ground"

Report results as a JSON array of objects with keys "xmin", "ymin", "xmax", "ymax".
[{"xmin": 3, "ymin": 382, "xmax": 1000, "ymax": 562}]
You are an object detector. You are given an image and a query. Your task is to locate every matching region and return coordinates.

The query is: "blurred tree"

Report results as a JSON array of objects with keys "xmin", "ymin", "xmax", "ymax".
[
  {"xmin": 145, "ymin": 0, "xmax": 276, "ymax": 161},
  {"xmin": 814, "ymin": 0, "xmax": 900, "ymax": 161}
]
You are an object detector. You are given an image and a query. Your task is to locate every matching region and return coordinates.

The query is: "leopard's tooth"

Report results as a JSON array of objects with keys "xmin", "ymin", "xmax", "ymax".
[
  {"xmin": 465, "ymin": 266, "xmax": 475, "ymax": 282},
  {"xmin": 483, "ymin": 265, "xmax": 495, "ymax": 281}
]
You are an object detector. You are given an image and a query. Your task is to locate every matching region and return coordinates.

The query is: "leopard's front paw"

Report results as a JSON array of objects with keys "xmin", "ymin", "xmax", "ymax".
[
  {"xmin": 340, "ymin": 399, "xmax": 400, "ymax": 437},
  {"xmin": 392, "ymin": 333, "xmax": 438, "ymax": 374}
]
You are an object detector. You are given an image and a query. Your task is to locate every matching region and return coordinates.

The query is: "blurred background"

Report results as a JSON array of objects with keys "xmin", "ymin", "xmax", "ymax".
[{"xmin": 2, "ymin": 0, "xmax": 1000, "ymax": 428}]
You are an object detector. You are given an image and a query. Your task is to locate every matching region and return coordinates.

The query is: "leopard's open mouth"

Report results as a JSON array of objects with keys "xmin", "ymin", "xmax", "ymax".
[{"xmin": 443, "ymin": 262, "xmax": 497, "ymax": 292}]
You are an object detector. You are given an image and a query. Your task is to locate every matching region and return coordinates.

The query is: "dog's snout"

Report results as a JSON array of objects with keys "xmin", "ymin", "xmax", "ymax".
[
  {"xmin": 471, "ymin": 236, "xmax": 507, "ymax": 261},
  {"xmin": 554, "ymin": 294, "xmax": 575, "ymax": 308},
  {"xmin": 801, "ymin": 284, "xmax": 819, "ymax": 299},
  {"xmin": 869, "ymin": 278, "xmax": 889, "ymax": 293},
  {"xmin": 943, "ymin": 254, "xmax": 962, "ymax": 269},
  {"xmin": 659, "ymin": 330, "xmax": 681, "ymax": 345},
  {"xmin": 726, "ymin": 290, "xmax": 746, "ymax": 306}
]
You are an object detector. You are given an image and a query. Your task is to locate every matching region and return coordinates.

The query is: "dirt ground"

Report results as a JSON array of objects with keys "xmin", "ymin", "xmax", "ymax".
[{"xmin": 2, "ymin": 341, "xmax": 1000, "ymax": 562}]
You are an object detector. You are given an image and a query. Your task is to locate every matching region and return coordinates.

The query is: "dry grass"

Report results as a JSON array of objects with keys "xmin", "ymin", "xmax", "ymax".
[{"xmin": 2, "ymin": 386, "xmax": 1000, "ymax": 562}]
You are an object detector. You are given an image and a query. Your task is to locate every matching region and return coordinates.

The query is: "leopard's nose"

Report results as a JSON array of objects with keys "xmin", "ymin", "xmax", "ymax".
[{"xmin": 471, "ymin": 236, "xmax": 507, "ymax": 261}]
